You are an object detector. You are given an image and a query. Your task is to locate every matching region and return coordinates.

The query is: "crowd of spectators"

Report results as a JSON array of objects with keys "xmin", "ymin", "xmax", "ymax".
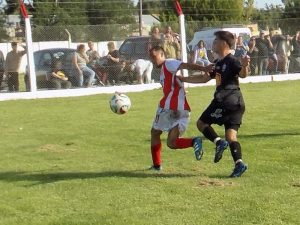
[
  {"xmin": 0, "ymin": 26, "xmax": 299, "ymax": 92},
  {"xmin": 190, "ymin": 29, "xmax": 300, "ymax": 76}
]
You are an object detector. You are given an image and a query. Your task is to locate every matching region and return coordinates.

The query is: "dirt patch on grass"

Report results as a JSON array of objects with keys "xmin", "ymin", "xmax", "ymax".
[
  {"xmin": 198, "ymin": 178, "xmax": 235, "ymax": 187},
  {"xmin": 38, "ymin": 143, "xmax": 76, "ymax": 152}
]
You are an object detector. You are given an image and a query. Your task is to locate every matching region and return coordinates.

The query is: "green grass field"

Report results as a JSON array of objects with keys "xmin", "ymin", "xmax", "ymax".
[{"xmin": 0, "ymin": 80, "xmax": 299, "ymax": 225}]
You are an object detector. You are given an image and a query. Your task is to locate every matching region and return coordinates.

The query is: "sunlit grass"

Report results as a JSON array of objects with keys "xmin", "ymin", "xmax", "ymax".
[{"xmin": 0, "ymin": 80, "xmax": 299, "ymax": 225}]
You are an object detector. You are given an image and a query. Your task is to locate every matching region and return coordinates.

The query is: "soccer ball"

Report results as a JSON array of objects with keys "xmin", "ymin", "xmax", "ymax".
[{"xmin": 109, "ymin": 93, "xmax": 131, "ymax": 114}]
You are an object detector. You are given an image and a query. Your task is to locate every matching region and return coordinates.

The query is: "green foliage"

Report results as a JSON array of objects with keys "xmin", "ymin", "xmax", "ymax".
[
  {"xmin": 0, "ymin": 11, "xmax": 9, "ymax": 41},
  {"xmin": 144, "ymin": 0, "xmax": 246, "ymax": 23},
  {"xmin": 31, "ymin": 23, "xmax": 138, "ymax": 42},
  {"xmin": 32, "ymin": 0, "xmax": 89, "ymax": 26},
  {"xmin": 30, "ymin": 0, "xmax": 136, "ymax": 29},
  {"xmin": 86, "ymin": 0, "xmax": 136, "ymax": 25},
  {"xmin": 3, "ymin": 0, "xmax": 19, "ymax": 14},
  {"xmin": 0, "ymin": 80, "xmax": 299, "ymax": 225},
  {"xmin": 281, "ymin": 0, "xmax": 300, "ymax": 34},
  {"xmin": 28, "ymin": 0, "xmax": 137, "ymax": 41},
  {"xmin": 251, "ymin": 6, "xmax": 284, "ymax": 32}
]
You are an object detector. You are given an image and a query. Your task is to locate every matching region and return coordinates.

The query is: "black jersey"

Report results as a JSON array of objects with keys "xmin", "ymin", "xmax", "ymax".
[
  {"xmin": 210, "ymin": 53, "xmax": 242, "ymax": 91},
  {"xmin": 202, "ymin": 54, "xmax": 245, "ymax": 130}
]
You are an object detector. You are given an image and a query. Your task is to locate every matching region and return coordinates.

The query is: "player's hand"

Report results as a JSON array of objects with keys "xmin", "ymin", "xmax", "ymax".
[
  {"xmin": 241, "ymin": 55, "xmax": 250, "ymax": 67},
  {"xmin": 203, "ymin": 63, "xmax": 215, "ymax": 73}
]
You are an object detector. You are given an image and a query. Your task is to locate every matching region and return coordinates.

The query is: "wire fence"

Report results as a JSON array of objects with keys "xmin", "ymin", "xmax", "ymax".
[{"xmin": 0, "ymin": 18, "xmax": 299, "ymax": 93}]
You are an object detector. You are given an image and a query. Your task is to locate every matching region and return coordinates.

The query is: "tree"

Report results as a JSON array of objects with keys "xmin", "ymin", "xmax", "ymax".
[
  {"xmin": 85, "ymin": 0, "xmax": 137, "ymax": 40},
  {"xmin": 3, "ymin": 0, "xmax": 19, "ymax": 14},
  {"xmin": 142, "ymin": 0, "xmax": 247, "ymax": 40},
  {"xmin": 142, "ymin": 0, "xmax": 245, "ymax": 23},
  {"xmin": 32, "ymin": 0, "xmax": 89, "ymax": 26},
  {"xmin": 86, "ymin": 0, "xmax": 136, "ymax": 25},
  {"xmin": 281, "ymin": 0, "xmax": 300, "ymax": 34},
  {"xmin": 251, "ymin": 5, "xmax": 284, "ymax": 31},
  {"xmin": 0, "ymin": 10, "xmax": 9, "ymax": 41}
]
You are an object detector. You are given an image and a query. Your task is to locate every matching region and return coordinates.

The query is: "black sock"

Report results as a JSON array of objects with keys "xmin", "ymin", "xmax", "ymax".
[
  {"xmin": 202, "ymin": 126, "xmax": 219, "ymax": 143},
  {"xmin": 229, "ymin": 141, "xmax": 242, "ymax": 162}
]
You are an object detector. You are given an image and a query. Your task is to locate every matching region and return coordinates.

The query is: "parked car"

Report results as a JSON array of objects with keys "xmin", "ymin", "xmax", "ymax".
[
  {"xmin": 188, "ymin": 26, "xmax": 252, "ymax": 61},
  {"xmin": 119, "ymin": 36, "xmax": 151, "ymax": 63},
  {"xmin": 25, "ymin": 48, "xmax": 76, "ymax": 89},
  {"xmin": 119, "ymin": 36, "xmax": 164, "ymax": 81}
]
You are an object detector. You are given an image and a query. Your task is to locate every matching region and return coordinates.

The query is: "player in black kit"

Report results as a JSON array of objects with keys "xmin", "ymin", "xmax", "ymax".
[{"xmin": 178, "ymin": 31, "xmax": 250, "ymax": 177}]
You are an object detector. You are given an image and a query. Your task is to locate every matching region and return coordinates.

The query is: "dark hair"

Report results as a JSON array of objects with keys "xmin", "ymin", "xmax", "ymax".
[
  {"xmin": 197, "ymin": 40, "xmax": 205, "ymax": 47},
  {"xmin": 52, "ymin": 59, "xmax": 62, "ymax": 67},
  {"xmin": 149, "ymin": 45, "xmax": 165, "ymax": 55},
  {"xmin": 214, "ymin": 31, "xmax": 235, "ymax": 49},
  {"xmin": 77, "ymin": 44, "xmax": 85, "ymax": 51},
  {"xmin": 151, "ymin": 26, "xmax": 160, "ymax": 33}
]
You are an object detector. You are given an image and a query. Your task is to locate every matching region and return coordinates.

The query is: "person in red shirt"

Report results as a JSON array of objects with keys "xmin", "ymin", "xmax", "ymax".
[{"xmin": 148, "ymin": 45, "xmax": 213, "ymax": 171}]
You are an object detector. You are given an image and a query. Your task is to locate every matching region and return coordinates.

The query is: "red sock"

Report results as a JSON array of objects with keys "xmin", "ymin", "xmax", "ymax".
[
  {"xmin": 151, "ymin": 143, "xmax": 162, "ymax": 166},
  {"xmin": 175, "ymin": 138, "xmax": 193, "ymax": 149}
]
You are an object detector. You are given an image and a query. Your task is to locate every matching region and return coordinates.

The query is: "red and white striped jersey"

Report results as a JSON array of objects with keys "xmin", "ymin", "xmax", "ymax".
[{"xmin": 159, "ymin": 59, "xmax": 190, "ymax": 111}]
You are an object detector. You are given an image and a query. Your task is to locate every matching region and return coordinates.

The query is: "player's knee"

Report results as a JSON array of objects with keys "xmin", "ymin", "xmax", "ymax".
[
  {"xmin": 196, "ymin": 120, "xmax": 206, "ymax": 131},
  {"xmin": 167, "ymin": 140, "xmax": 177, "ymax": 149},
  {"xmin": 151, "ymin": 128, "xmax": 161, "ymax": 137}
]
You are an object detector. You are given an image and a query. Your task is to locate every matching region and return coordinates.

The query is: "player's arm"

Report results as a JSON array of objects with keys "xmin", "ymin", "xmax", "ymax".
[
  {"xmin": 177, "ymin": 73, "xmax": 212, "ymax": 83},
  {"xmin": 178, "ymin": 62, "xmax": 214, "ymax": 73}
]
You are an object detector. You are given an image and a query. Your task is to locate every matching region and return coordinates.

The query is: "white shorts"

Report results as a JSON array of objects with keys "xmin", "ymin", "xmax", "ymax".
[{"xmin": 152, "ymin": 107, "xmax": 190, "ymax": 135}]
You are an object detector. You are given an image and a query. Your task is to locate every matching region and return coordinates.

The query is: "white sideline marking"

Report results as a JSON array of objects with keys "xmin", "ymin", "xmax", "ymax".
[{"xmin": 0, "ymin": 73, "xmax": 299, "ymax": 101}]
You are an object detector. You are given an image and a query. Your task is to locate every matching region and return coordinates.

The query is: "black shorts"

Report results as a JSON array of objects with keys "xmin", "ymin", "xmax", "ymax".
[{"xmin": 199, "ymin": 89, "xmax": 245, "ymax": 131}]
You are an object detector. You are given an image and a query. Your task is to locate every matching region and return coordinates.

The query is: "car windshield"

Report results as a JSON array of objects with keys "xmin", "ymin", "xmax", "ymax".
[
  {"xmin": 119, "ymin": 40, "xmax": 133, "ymax": 55},
  {"xmin": 53, "ymin": 51, "xmax": 66, "ymax": 59}
]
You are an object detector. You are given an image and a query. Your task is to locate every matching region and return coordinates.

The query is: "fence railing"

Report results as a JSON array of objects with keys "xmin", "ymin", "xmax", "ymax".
[{"xmin": 0, "ymin": 20, "xmax": 299, "ymax": 95}]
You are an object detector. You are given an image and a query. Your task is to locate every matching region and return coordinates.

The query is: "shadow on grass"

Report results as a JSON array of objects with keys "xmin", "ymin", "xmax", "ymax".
[
  {"xmin": 0, "ymin": 170, "xmax": 198, "ymax": 185},
  {"xmin": 239, "ymin": 131, "xmax": 300, "ymax": 139}
]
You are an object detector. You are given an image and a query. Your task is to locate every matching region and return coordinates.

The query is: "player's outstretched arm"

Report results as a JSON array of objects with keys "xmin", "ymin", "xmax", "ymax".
[
  {"xmin": 179, "ymin": 62, "xmax": 214, "ymax": 73},
  {"xmin": 177, "ymin": 73, "xmax": 211, "ymax": 83}
]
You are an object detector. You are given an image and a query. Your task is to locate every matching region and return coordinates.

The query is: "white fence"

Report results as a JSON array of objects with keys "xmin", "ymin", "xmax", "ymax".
[{"xmin": 0, "ymin": 73, "xmax": 299, "ymax": 102}]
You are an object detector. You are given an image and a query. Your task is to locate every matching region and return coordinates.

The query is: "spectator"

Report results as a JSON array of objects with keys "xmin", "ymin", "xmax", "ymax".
[
  {"xmin": 86, "ymin": 41, "xmax": 100, "ymax": 68},
  {"xmin": 290, "ymin": 31, "xmax": 300, "ymax": 73},
  {"xmin": 0, "ymin": 49, "xmax": 4, "ymax": 89},
  {"xmin": 192, "ymin": 40, "xmax": 210, "ymax": 66},
  {"xmin": 273, "ymin": 34, "xmax": 290, "ymax": 74},
  {"xmin": 4, "ymin": 42, "xmax": 26, "ymax": 92},
  {"xmin": 47, "ymin": 59, "xmax": 71, "ymax": 89},
  {"xmin": 149, "ymin": 26, "xmax": 163, "ymax": 49},
  {"xmin": 86, "ymin": 41, "xmax": 106, "ymax": 86},
  {"xmin": 256, "ymin": 30, "xmax": 269, "ymax": 75},
  {"xmin": 72, "ymin": 44, "xmax": 95, "ymax": 87},
  {"xmin": 247, "ymin": 37, "xmax": 259, "ymax": 75},
  {"xmin": 163, "ymin": 26, "xmax": 181, "ymax": 59},
  {"xmin": 265, "ymin": 34, "xmax": 278, "ymax": 74},
  {"xmin": 106, "ymin": 41, "xmax": 122, "ymax": 85},
  {"xmin": 234, "ymin": 36, "xmax": 249, "ymax": 61},
  {"xmin": 130, "ymin": 59, "xmax": 153, "ymax": 84}
]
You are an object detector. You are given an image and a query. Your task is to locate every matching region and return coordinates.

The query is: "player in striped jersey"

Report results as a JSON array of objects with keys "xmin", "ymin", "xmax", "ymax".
[{"xmin": 148, "ymin": 46, "xmax": 214, "ymax": 171}]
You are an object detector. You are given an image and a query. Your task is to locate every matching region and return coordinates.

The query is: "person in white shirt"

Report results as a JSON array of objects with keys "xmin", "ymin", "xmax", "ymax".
[
  {"xmin": 130, "ymin": 59, "xmax": 153, "ymax": 84},
  {"xmin": 192, "ymin": 40, "xmax": 210, "ymax": 66}
]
